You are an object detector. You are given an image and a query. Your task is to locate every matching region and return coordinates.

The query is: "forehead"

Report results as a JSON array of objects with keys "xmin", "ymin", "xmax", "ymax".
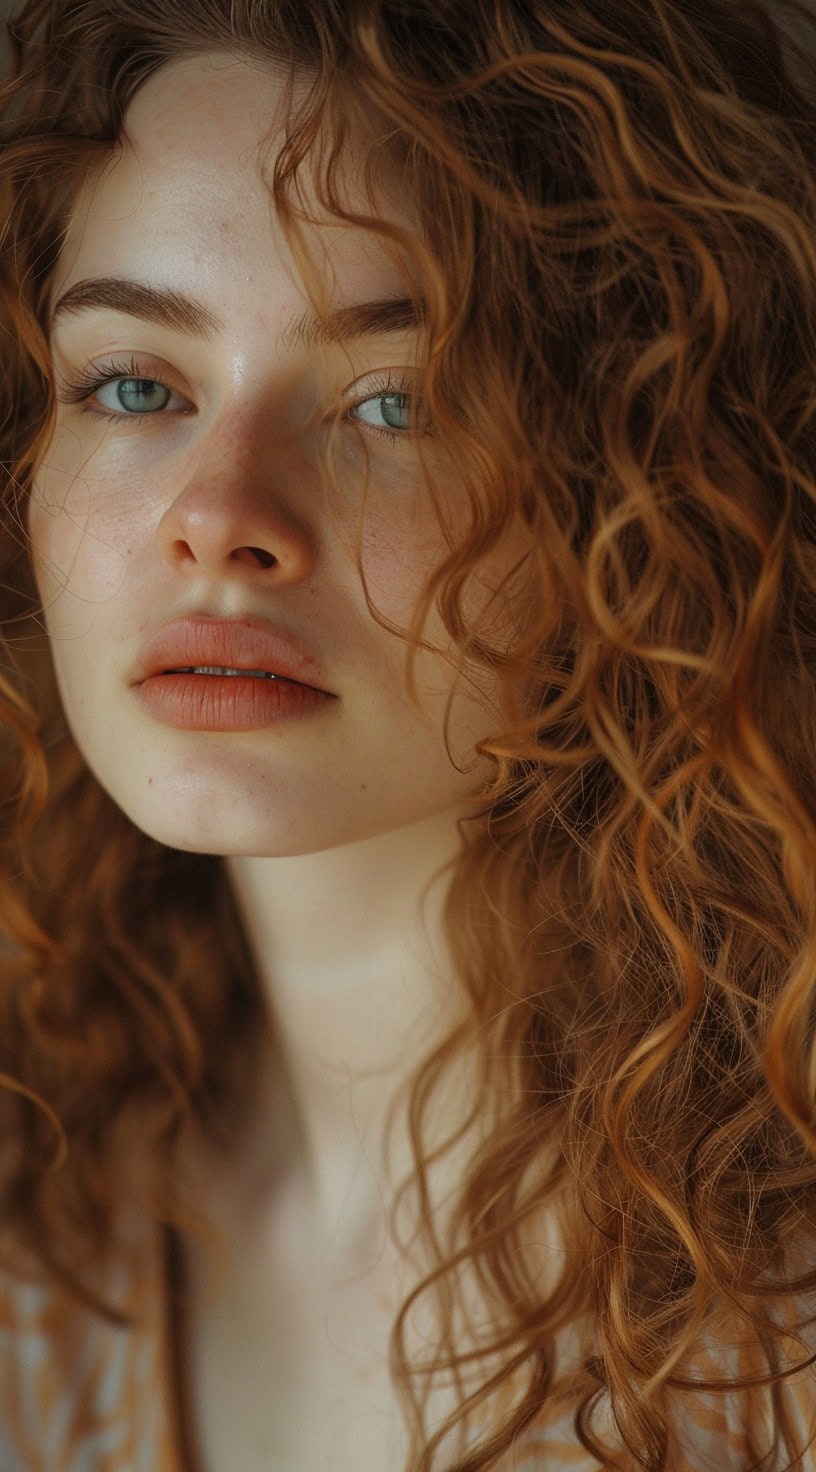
[{"xmin": 53, "ymin": 51, "xmax": 417, "ymax": 315}]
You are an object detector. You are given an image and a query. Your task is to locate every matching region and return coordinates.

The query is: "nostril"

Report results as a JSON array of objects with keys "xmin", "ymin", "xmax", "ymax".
[{"xmin": 249, "ymin": 547, "xmax": 275, "ymax": 568}]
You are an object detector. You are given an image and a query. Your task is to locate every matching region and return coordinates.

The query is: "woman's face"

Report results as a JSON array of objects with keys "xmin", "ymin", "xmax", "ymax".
[{"xmin": 28, "ymin": 51, "xmax": 531, "ymax": 856}]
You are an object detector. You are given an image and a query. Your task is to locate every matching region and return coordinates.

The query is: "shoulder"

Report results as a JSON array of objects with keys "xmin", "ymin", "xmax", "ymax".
[
  {"xmin": 0, "ymin": 1209, "xmax": 178, "ymax": 1471},
  {"xmin": 667, "ymin": 1277, "xmax": 816, "ymax": 1472},
  {"xmin": 491, "ymin": 1274, "xmax": 816, "ymax": 1472}
]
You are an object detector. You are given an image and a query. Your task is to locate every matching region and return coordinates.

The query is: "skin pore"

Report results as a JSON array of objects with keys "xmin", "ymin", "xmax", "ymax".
[{"xmin": 27, "ymin": 51, "xmax": 534, "ymax": 1287}]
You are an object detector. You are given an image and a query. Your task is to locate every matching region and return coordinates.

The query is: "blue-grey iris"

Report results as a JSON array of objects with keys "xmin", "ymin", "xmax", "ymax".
[
  {"xmin": 380, "ymin": 393, "xmax": 411, "ymax": 430},
  {"xmin": 116, "ymin": 379, "xmax": 171, "ymax": 414}
]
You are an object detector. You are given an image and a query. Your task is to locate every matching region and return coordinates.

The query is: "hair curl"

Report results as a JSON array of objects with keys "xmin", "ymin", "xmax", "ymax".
[{"xmin": 2, "ymin": 1, "xmax": 816, "ymax": 1468}]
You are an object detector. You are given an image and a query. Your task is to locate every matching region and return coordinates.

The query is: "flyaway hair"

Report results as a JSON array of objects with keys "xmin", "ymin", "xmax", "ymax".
[{"xmin": 1, "ymin": 2, "xmax": 816, "ymax": 1468}]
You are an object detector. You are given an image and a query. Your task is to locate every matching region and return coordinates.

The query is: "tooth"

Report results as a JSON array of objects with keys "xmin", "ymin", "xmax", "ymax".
[{"xmin": 185, "ymin": 666, "xmax": 277, "ymax": 678}]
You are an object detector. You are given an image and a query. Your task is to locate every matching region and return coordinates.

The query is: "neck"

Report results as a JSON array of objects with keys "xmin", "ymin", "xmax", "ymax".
[{"xmin": 199, "ymin": 809, "xmax": 482, "ymax": 1261}]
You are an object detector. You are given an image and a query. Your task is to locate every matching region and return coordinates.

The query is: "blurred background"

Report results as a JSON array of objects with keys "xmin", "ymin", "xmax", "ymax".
[
  {"xmin": 0, "ymin": 1, "xmax": 814, "ymax": 144},
  {"xmin": 0, "ymin": 0, "xmax": 15, "ymax": 78},
  {"xmin": 1, "ymin": 0, "xmax": 815, "ymax": 90}
]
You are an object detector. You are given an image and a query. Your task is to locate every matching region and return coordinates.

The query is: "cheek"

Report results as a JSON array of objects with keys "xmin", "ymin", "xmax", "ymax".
[
  {"xmin": 463, "ymin": 515, "xmax": 537, "ymax": 623},
  {"xmin": 344, "ymin": 453, "xmax": 463, "ymax": 602},
  {"xmin": 355, "ymin": 478, "xmax": 532, "ymax": 649},
  {"xmin": 28, "ymin": 435, "xmax": 131, "ymax": 608},
  {"xmin": 354, "ymin": 511, "xmax": 450, "ymax": 632}
]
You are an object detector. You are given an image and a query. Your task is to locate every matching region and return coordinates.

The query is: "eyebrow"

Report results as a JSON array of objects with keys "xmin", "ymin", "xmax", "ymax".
[{"xmin": 48, "ymin": 276, "xmax": 426, "ymax": 350}]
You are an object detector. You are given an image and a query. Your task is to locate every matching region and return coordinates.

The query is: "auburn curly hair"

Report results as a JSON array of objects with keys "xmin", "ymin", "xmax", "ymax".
[{"xmin": 2, "ymin": 1, "xmax": 816, "ymax": 1468}]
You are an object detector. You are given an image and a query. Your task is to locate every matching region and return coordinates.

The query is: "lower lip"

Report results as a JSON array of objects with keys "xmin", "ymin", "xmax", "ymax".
[{"xmin": 135, "ymin": 673, "xmax": 335, "ymax": 730}]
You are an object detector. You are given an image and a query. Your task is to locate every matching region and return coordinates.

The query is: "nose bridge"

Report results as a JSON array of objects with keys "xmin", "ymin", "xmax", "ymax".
[{"xmin": 155, "ymin": 398, "xmax": 317, "ymax": 579}]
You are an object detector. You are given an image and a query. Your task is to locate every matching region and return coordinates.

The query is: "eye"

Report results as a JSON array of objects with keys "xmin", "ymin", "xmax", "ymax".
[
  {"xmin": 344, "ymin": 373, "xmax": 431, "ymax": 444},
  {"xmin": 348, "ymin": 392, "xmax": 413, "ymax": 439},
  {"xmin": 54, "ymin": 357, "xmax": 432, "ymax": 444},
  {"xmin": 54, "ymin": 355, "xmax": 191, "ymax": 419},
  {"xmin": 93, "ymin": 377, "xmax": 186, "ymax": 415}
]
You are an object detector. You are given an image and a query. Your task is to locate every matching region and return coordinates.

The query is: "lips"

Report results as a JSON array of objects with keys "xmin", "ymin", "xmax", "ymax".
[{"xmin": 133, "ymin": 616, "xmax": 334, "ymax": 694}]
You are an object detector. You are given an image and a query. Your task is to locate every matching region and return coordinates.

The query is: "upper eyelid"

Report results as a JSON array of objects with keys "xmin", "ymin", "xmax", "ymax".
[{"xmin": 53, "ymin": 353, "xmax": 187, "ymax": 407}]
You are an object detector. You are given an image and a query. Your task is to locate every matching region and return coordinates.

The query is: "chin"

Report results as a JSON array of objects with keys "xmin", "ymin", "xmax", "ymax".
[{"xmin": 105, "ymin": 790, "xmax": 336, "ymax": 859}]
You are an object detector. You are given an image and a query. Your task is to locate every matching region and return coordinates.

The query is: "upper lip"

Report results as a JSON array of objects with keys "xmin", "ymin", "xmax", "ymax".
[{"xmin": 132, "ymin": 616, "xmax": 334, "ymax": 694}]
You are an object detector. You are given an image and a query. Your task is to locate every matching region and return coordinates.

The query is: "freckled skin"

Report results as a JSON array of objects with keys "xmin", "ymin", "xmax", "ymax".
[
  {"xmin": 29, "ymin": 51, "xmax": 531, "ymax": 858},
  {"xmin": 27, "ymin": 52, "xmax": 536, "ymax": 1265}
]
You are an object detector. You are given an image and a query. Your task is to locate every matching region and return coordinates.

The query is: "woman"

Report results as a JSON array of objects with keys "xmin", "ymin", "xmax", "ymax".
[{"xmin": 0, "ymin": 0, "xmax": 815, "ymax": 1468}]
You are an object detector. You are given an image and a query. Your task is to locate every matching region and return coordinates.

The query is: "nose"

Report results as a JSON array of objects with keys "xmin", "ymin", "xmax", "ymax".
[{"xmin": 154, "ymin": 424, "xmax": 318, "ymax": 585}]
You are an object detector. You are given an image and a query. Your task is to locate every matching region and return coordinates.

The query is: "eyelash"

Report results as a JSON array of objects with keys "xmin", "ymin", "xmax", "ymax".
[{"xmin": 53, "ymin": 354, "xmax": 428, "ymax": 446}]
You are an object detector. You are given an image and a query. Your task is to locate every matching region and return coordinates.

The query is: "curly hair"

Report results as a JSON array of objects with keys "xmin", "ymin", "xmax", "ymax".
[{"xmin": 2, "ymin": 1, "xmax": 816, "ymax": 1468}]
